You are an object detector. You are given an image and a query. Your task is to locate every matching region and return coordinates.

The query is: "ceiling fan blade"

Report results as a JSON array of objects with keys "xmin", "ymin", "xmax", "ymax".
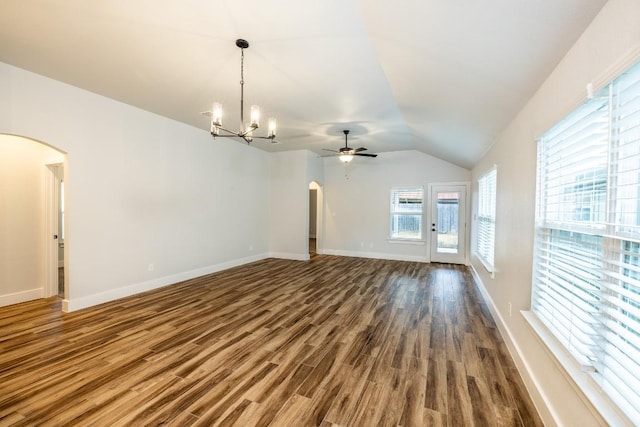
[
  {"xmin": 354, "ymin": 147, "xmax": 368, "ymax": 152},
  {"xmin": 322, "ymin": 148, "xmax": 339, "ymax": 153},
  {"xmin": 354, "ymin": 153, "xmax": 378, "ymax": 158},
  {"xmin": 320, "ymin": 154, "xmax": 339, "ymax": 158}
]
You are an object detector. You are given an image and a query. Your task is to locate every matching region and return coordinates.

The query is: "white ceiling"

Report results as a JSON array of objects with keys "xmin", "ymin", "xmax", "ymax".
[{"xmin": 0, "ymin": 0, "xmax": 607, "ymax": 168}]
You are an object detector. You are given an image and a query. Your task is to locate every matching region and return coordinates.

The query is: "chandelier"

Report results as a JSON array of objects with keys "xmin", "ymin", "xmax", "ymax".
[{"xmin": 206, "ymin": 39, "xmax": 277, "ymax": 143}]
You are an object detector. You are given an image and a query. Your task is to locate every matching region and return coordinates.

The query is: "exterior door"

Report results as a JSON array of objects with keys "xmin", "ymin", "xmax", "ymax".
[{"xmin": 429, "ymin": 185, "xmax": 467, "ymax": 264}]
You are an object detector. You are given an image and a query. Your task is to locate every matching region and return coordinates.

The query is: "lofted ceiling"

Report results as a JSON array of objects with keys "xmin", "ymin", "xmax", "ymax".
[{"xmin": 0, "ymin": 0, "xmax": 607, "ymax": 168}]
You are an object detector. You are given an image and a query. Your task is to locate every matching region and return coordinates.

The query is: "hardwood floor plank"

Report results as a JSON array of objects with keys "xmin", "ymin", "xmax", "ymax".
[
  {"xmin": 425, "ymin": 349, "xmax": 448, "ymax": 414},
  {"xmin": 347, "ymin": 381, "xmax": 387, "ymax": 426},
  {"xmin": 324, "ymin": 356, "xmax": 375, "ymax": 425},
  {"xmin": 301, "ymin": 363, "xmax": 353, "ymax": 425},
  {"xmin": 399, "ymin": 356, "xmax": 427, "ymax": 426},
  {"xmin": 504, "ymin": 366, "xmax": 545, "ymax": 427},
  {"xmin": 212, "ymin": 398, "xmax": 254, "ymax": 426},
  {"xmin": 267, "ymin": 394, "xmax": 313, "ymax": 427},
  {"xmin": 0, "ymin": 256, "xmax": 543, "ymax": 426},
  {"xmin": 424, "ymin": 407, "xmax": 447, "ymax": 427},
  {"xmin": 446, "ymin": 360, "xmax": 475, "ymax": 426},
  {"xmin": 298, "ymin": 342, "xmax": 345, "ymax": 398},
  {"xmin": 467, "ymin": 375, "xmax": 498, "ymax": 426}
]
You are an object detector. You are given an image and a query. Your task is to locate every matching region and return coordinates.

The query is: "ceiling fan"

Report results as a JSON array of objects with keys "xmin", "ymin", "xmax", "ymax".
[{"xmin": 322, "ymin": 130, "xmax": 378, "ymax": 163}]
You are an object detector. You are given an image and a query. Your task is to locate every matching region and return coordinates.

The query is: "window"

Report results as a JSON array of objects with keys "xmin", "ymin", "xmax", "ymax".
[
  {"xmin": 477, "ymin": 167, "xmax": 497, "ymax": 272},
  {"xmin": 390, "ymin": 187, "xmax": 423, "ymax": 240},
  {"xmin": 532, "ymin": 60, "xmax": 640, "ymax": 423}
]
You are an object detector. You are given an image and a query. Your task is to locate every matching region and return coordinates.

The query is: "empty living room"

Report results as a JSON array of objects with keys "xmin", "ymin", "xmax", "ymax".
[{"xmin": 1, "ymin": 0, "xmax": 639, "ymax": 425}]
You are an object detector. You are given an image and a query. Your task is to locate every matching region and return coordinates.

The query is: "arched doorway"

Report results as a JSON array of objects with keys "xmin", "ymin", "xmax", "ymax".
[{"xmin": 0, "ymin": 134, "xmax": 67, "ymax": 307}]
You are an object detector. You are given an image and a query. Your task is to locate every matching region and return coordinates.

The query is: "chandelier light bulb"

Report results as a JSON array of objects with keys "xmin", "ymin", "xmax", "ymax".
[
  {"xmin": 212, "ymin": 102, "xmax": 222, "ymax": 127},
  {"xmin": 268, "ymin": 118, "xmax": 277, "ymax": 138},
  {"xmin": 250, "ymin": 105, "xmax": 260, "ymax": 128},
  {"xmin": 207, "ymin": 39, "xmax": 277, "ymax": 144}
]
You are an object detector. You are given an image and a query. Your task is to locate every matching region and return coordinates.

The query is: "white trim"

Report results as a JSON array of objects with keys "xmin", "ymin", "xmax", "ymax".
[
  {"xmin": 269, "ymin": 252, "xmax": 310, "ymax": 261},
  {"xmin": 44, "ymin": 164, "xmax": 61, "ymax": 298},
  {"xmin": 387, "ymin": 239, "xmax": 425, "ymax": 245},
  {"xmin": 475, "ymin": 166, "xmax": 497, "ymax": 273},
  {"xmin": 591, "ymin": 44, "xmax": 640, "ymax": 97},
  {"xmin": 389, "ymin": 186, "xmax": 425, "ymax": 242},
  {"xmin": 427, "ymin": 182, "xmax": 470, "ymax": 265},
  {"xmin": 0, "ymin": 288, "xmax": 44, "ymax": 307},
  {"xmin": 522, "ymin": 311, "xmax": 633, "ymax": 427},
  {"xmin": 63, "ymin": 253, "xmax": 269, "ymax": 312},
  {"xmin": 536, "ymin": 43, "xmax": 640, "ymax": 142},
  {"xmin": 469, "ymin": 264, "xmax": 550, "ymax": 424},
  {"xmin": 473, "ymin": 253, "xmax": 495, "ymax": 279},
  {"xmin": 323, "ymin": 248, "xmax": 429, "ymax": 263}
]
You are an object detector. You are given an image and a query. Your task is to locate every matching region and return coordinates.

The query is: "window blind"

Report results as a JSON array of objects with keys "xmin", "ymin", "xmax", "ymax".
[
  {"xmin": 477, "ymin": 167, "xmax": 497, "ymax": 271},
  {"xmin": 390, "ymin": 187, "xmax": 423, "ymax": 240},
  {"xmin": 532, "ymin": 60, "xmax": 640, "ymax": 423}
]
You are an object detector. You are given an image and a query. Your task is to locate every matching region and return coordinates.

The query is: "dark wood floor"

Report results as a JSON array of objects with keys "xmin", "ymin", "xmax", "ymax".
[{"xmin": 0, "ymin": 256, "xmax": 543, "ymax": 426}]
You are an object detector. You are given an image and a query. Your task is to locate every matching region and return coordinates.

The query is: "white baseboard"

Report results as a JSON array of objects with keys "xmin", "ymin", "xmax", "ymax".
[
  {"xmin": 63, "ymin": 249, "xmax": 429, "ymax": 312},
  {"xmin": 323, "ymin": 248, "xmax": 429, "ymax": 263},
  {"xmin": 64, "ymin": 253, "xmax": 269, "ymax": 312},
  {"xmin": 468, "ymin": 264, "xmax": 551, "ymax": 425},
  {"xmin": 269, "ymin": 252, "xmax": 310, "ymax": 261},
  {"xmin": 0, "ymin": 288, "xmax": 44, "ymax": 307}
]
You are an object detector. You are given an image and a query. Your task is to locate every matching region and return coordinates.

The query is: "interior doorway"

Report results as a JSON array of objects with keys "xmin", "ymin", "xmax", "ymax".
[
  {"xmin": 0, "ymin": 134, "xmax": 66, "ymax": 308},
  {"xmin": 46, "ymin": 163, "xmax": 65, "ymax": 299},
  {"xmin": 309, "ymin": 181, "xmax": 322, "ymax": 257}
]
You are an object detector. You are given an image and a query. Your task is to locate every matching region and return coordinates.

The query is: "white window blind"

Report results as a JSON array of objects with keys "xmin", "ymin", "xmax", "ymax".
[
  {"xmin": 532, "ymin": 61, "xmax": 640, "ymax": 423},
  {"xmin": 390, "ymin": 187, "xmax": 423, "ymax": 240},
  {"xmin": 477, "ymin": 167, "xmax": 497, "ymax": 272}
]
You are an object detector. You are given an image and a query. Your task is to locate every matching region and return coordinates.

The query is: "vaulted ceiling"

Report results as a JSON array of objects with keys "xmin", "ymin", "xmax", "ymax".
[{"xmin": 0, "ymin": 0, "xmax": 607, "ymax": 168}]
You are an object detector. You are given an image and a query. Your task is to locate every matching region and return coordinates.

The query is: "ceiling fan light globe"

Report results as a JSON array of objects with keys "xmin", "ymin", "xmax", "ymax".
[{"xmin": 339, "ymin": 154, "xmax": 354, "ymax": 163}]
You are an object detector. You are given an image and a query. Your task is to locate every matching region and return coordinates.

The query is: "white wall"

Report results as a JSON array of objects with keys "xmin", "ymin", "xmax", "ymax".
[
  {"xmin": 1, "ymin": 62, "xmax": 271, "ymax": 311},
  {"xmin": 323, "ymin": 150, "xmax": 470, "ymax": 261},
  {"xmin": 269, "ymin": 150, "xmax": 324, "ymax": 260},
  {"xmin": 0, "ymin": 135, "xmax": 63, "ymax": 305},
  {"xmin": 470, "ymin": 0, "xmax": 640, "ymax": 425}
]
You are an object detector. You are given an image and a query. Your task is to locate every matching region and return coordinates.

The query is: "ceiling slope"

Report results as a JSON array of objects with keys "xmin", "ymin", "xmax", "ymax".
[{"xmin": 0, "ymin": 0, "xmax": 607, "ymax": 168}]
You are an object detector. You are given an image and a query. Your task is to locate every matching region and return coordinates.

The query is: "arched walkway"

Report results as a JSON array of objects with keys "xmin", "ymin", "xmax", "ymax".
[{"xmin": 0, "ymin": 134, "xmax": 67, "ymax": 307}]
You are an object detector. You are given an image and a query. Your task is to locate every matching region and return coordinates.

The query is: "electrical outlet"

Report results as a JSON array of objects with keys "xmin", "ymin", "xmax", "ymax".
[
  {"xmin": 148, "ymin": 263, "xmax": 154, "ymax": 272},
  {"xmin": 249, "ymin": 244, "xmax": 253, "ymax": 251}
]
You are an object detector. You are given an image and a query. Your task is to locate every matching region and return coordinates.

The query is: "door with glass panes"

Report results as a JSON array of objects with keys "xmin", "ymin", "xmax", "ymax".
[{"xmin": 429, "ymin": 185, "xmax": 467, "ymax": 264}]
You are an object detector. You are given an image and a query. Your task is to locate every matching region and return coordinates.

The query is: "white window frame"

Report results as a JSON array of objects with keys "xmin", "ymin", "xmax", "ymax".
[
  {"xmin": 528, "ymin": 60, "xmax": 640, "ymax": 425},
  {"xmin": 476, "ymin": 166, "xmax": 497, "ymax": 276},
  {"xmin": 389, "ymin": 187, "xmax": 424, "ymax": 242}
]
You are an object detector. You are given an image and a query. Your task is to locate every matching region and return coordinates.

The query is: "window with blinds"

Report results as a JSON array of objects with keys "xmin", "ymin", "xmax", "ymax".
[
  {"xmin": 477, "ymin": 167, "xmax": 497, "ymax": 272},
  {"xmin": 390, "ymin": 187, "xmax": 423, "ymax": 240},
  {"xmin": 532, "ymin": 60, "xmax": 640, "ymax": 423}
]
